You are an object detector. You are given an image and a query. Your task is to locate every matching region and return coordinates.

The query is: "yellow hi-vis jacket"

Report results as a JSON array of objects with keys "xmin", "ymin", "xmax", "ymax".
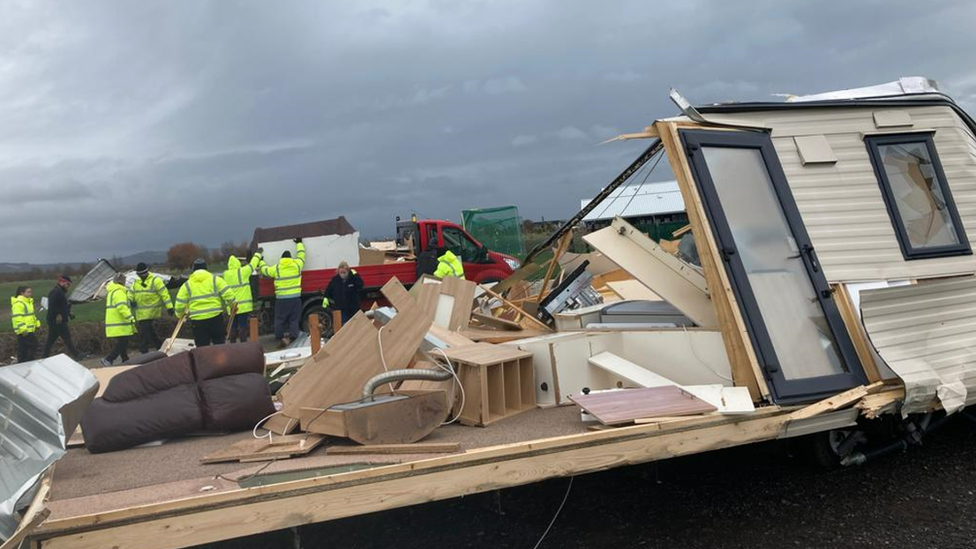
[
  {"xmin": 260, "ymin": 243, "xmax": 305, "ymax": 299},
  {"xmin": 131, "ymin": 273, "xmax": 173, "ymax": 321},
  {"xmin": 223, "ymin": 254, "xmax": 262, "ymax": 314},
  {"xmin": 434, "ymin": 250, "xmax": 465, "ymax": 279},
  {"xmin": 10, "ymin": 295, "xmax": 40, "ymax": 335},
  {"xmin": 104, "ymin": 282, "xmax": 136, "ymax": 338},
  {"xmin": 175, "ymin": 270, "xmax": 235, "ymax": 321}
]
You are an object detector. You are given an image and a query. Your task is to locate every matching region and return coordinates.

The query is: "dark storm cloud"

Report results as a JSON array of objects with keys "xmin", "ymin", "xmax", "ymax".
[{"xmin": 1, "ymin": 0, "xmax": 975, "ymax": 262}]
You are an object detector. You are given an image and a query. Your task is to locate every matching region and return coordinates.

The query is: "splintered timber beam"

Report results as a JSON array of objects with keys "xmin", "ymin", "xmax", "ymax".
[{"xmin": 522, "ymin": 139, "xmax": 664, "ymax": 265}]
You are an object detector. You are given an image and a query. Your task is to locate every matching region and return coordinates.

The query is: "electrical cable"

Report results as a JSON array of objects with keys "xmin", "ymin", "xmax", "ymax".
[
  {"xmin": 680, "ymin": 325, "xmax": 733, "ymax": 382},
  {"xmin": 590, "ymin": 147, "xmax": 665, "ymax": 223},
  {"xmin": 432, "ymin": 347, "xmax": 466, "ymax": 425},
  {"xmin": 252, "ymin": 410, "xmax": 282, "ymax": 444},
  {"xmin": 530, "ymin": 476, "xmax": 575, "ymax": 549},
  {"xmin": 377, "ymin": 324, "xmax": 398, "ymax": 394}
]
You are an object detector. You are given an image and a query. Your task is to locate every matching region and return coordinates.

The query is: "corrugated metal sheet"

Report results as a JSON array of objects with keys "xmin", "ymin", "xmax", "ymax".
[
  {"xmin": 0, "ymin": 355, "xmax": 96, "ymax": 541},
  {"xmin": 706, "ymin": 105, "xmax": 976, "ymax": 282},
  {"xmin": 860, "ymin": 277, "xmax": 976, "ymax": 415},
  {"xmin": 582, "ymin": 180, "xmax": 685, "ymax": 222}
]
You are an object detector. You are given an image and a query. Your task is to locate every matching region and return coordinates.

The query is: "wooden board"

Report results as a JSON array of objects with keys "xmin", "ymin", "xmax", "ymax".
[
  {"xmin": 789, "ymin": 382, "xmax": 884, "ymax": 421},
  {"xmin": 427, "ymin": 324, "xmax": 477, "ymax": 348},
  {"xmin": 470, "ymin": 312, "xmax": 523, "ymax": 331},
  {"xmin": 268, "ymin": 278, "xmax": 432, "ymax": 434},
  {"xmin": 199, "ymin": 434, "xmax": 325, "ymax": 464},
  {"xmin": 443, "ymin": 342, "xmax": 532, "ymax": 365},
  {"xmin": 459, "ymin": 327, "xmax": 551, "ymax": 344},
  {"xmin": 302, "ymin": 391, "xmax": 450, "ymax": 445},
  {"xmin": 605, "ymin": 279, "xmax": 661, "ymax": 301},
  {"xmin": 325, "ymin": 442, "xmax": 461, "ymax": 455},
  {"xmin": 834, "ymin": 283, "xmax": 884, "ymax": 383},
  {"xmin": 569, "ymin": 386, "xmax": 717, "ymax": 425}
]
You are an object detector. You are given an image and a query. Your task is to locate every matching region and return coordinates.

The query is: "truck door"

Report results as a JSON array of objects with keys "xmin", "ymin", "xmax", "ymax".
[
  {"xmin": 442, "ymin": 225, "xmax": 485, "ymax": 264},
  {"xmin": 681, "ymin": 129, "xmax": 867, "ymax": 403}
]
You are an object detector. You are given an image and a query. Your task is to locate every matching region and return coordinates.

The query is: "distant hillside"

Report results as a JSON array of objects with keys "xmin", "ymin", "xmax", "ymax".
[
  {"xmin": 0, "ymin": 250, "xmax": 168, "ymax": 274},
  {"xmin": 118, "ymin": 250, "xmax": 168, "ymax": 266}
]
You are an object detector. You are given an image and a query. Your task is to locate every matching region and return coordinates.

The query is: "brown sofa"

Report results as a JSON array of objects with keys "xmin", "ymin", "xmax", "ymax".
[{"xmin": 81, "ymin": 342, "xmax": 275, "ymax": 453}]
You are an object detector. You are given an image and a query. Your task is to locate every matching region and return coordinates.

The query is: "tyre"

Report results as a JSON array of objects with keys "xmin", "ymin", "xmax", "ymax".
[
  {"xmin": 301, "ymin": 304, "xmax": 334, "ymax": 339},
  {"xmin": 792, "ymin": 429, "xmax": 864, "ymax": 469}
]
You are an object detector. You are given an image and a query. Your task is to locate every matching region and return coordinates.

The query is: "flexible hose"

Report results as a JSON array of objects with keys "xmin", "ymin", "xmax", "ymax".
[{"xmin": 362, "ymin": 368, "xmax": 454, "ymax": 400}]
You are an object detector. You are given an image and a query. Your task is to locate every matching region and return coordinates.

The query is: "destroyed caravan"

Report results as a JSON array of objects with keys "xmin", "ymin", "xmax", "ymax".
[{"xmin": 13, "ymin": 77, "xmax": 976, "ymax": 549}]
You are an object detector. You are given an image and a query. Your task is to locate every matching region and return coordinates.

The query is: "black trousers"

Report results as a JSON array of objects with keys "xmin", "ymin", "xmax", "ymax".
[
  {"xmin": 228, "ymin": 312, "xmax": 250, "ymax": 343},
  {"xmin": 43, "ymin": 323, "xmax": 79, "ymax": 358},
  {"xmin": 16, "ymin": 333, "xmax": 38, "ymax": 363},
  {"xmin": 191, "ymin": 315, "xmax": 226, "ymax": 347},
  {"xmin": 137, "ymin": 319, "xmax": 163, "ymax": 353},
  {"xmin": 105, "ymin": 336, "xmax": 130, "ymax": 363},
  {"xmin": 274, "ymin": 298, "xmax": 301, "ymax": 340}
]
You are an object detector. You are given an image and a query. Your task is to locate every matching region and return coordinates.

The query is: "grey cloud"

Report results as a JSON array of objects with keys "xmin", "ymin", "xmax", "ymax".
[{"xmin": 1, "ymin": 0, "xmax": 975, "ymax": 263}]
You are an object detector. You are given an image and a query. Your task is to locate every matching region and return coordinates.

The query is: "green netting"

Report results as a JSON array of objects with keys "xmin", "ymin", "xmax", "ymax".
[{"xmin": 461, "ymin": 205, "xmax": 524, "ymax": 258}]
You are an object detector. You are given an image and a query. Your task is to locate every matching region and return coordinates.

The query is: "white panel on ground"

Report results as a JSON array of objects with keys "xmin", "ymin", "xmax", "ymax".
[
  {"xmin": 587, "ymin": 351, "xmax": 753, "ymax": 414},
  {"xmin": 587, "ymin": 352, "xmax": 675, "ymax": 388}
]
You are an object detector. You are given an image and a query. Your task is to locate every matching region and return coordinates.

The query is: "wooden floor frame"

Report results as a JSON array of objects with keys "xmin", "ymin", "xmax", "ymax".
[{"xmin": 32, "ymin": 408, "xmax": 794, "ymax": 549}]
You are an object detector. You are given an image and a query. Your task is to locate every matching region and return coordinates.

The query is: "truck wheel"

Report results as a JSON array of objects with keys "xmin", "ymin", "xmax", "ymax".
[{"xmin": 301, "ymin": 305, "xmax": 334, "ymax": 339}]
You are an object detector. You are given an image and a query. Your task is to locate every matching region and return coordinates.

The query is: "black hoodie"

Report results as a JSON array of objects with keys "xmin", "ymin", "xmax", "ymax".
[{"xmin": 47, "ymin": 283, "xmax": 71, "ymax": 324}]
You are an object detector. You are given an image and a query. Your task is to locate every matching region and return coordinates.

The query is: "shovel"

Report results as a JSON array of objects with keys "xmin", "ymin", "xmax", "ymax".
[{"xmin": 163, "ymin": 310, "xmax": 189, "ymax": 354}]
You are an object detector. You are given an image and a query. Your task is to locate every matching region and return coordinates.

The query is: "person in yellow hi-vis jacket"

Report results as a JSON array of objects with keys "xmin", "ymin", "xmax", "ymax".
[
  {"xmin": 259, "ymin": 238, "xmax": 305, "ymax": 346},
  {"xmin": 223, "ymin": 251, "xmax": 262, "ymax": 343},
  {"xmin": 101, "ymin": 273, "xmax": 136, "ymax": 365},
  {"xmin": 11, "ymin": 285, "xmax": 41, "ymax": 363},
  {"xmin": 174, "ymin": 258, "xmax": 236, "ymax": 347},
  {"xmin": 131, "ymin": 262, "xmax": 174, "ymax": 353}
]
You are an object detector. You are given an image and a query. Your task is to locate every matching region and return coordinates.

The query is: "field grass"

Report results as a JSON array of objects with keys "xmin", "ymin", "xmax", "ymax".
[{"xmin": 0, "ymin": 278, "xmax": 105, "ymax": 333}]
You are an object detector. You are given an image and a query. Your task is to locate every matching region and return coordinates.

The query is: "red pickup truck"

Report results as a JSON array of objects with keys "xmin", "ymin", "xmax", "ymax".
[{"xmin": 254, "ymin": 217, "xmax": 519, "ymax": 331}]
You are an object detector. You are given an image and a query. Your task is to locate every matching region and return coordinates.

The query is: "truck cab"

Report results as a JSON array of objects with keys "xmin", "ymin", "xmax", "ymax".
[{"xmin": 398, "ymin": 217, "xmax": 520, "ymax": 283}]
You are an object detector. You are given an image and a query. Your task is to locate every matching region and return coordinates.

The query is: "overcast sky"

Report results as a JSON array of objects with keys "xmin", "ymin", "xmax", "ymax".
[{"xmin": 2, "ymin": 0, "xmax": 975, "ymax": 263}]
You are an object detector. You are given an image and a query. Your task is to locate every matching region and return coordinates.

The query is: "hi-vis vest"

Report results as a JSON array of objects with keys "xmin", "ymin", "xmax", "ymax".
[
  {"xmin": 104, "ymin": 282, "xmax": 136, "ymax": 338},
  {"xmin": 175, "ymin": 270, "xmax": 235, "ymax": 321},
  {"xmin": 223, "ymin": 254, "xmax": 262, "ymax": 314},
  {"xmin": 260, "ymin": 243, "xmax": 305, "ymax": 299},
  {"xmin": 10, "ymin": 295, "xmax": 40, "ymax": 335},
  {"xmin": 434, "ymin": 250, "xmax": 465, "ymax": 280},
  {"xmin": 131, "ymin": 274, "xmax": 172, "ymax": 321}
]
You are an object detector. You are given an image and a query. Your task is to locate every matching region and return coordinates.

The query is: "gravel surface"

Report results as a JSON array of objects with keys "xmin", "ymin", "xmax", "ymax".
[{"xmin": 196, "ymin": 415, "xmax": 976, "ymax": 549}]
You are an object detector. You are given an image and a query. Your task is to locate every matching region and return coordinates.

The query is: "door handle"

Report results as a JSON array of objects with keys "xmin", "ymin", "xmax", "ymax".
[
  {"xmin": 788, "ymin": 244, "xmax": 819, "ymax": 273},
  {"xmin": 720, "ymin": 247, "xmax": 736, "ymax": 262}
]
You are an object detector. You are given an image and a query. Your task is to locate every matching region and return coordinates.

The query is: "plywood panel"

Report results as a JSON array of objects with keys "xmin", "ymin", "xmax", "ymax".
[{"xmin": 569, "ymin": 386, "xmax": 717, "ymax": 425}]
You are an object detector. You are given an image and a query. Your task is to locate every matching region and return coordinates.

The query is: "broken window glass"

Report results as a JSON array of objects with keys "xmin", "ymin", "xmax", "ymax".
[{"xmin": 866, "ymin": 133, "xmax": 970, "ymax": 259}]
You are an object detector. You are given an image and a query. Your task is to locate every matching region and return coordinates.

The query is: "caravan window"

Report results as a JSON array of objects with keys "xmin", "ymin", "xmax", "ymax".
[{"xmin": 865, "ymin": 133, "xmax": 970, "ymax": 259}]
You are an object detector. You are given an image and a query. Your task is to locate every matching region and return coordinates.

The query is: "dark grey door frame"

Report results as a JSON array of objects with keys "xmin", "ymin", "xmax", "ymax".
[{"xmin": 680, "ymin": 129, "xmax": 867, "ymax": 404}]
